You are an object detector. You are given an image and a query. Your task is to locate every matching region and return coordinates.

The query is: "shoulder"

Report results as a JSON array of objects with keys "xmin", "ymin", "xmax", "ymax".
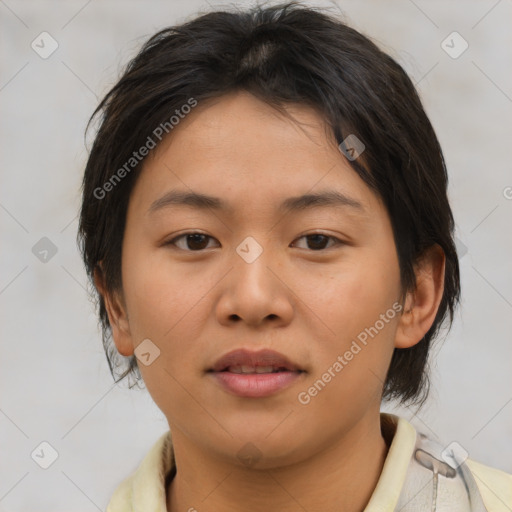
[
  {"xmin": 382, "ymin": 413, "xmax": 512, "ymax": 511},
  {"xmin": 106, "ymin": 475, "xmax": 134, "ymax": 512},
  {"xmin": 106, "ymin": 430, "xmax": 173, "ymax": 512},
  {"xmin": 466, "ymin": 458, "xmax": 512, "ymax": 512}
]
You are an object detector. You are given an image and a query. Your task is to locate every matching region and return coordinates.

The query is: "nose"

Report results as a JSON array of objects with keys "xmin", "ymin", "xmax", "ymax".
[{"xmin": 215, "ymin": 238, "xmax": 294, "ymax": 328}]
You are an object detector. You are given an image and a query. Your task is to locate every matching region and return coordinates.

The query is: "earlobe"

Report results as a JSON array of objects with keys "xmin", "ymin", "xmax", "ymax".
[
  {"xmin": 394, "ymin": 245, "xmax": 446, "ymax": 349},
  {"xmin": 93, "ymin": 265, "xmax": 134, "ymax": 357}
]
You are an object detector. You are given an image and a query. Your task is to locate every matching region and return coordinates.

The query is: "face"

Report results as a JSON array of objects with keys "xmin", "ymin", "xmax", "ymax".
[{"xmin": 107, "ymin": 91, "xmax": 407, "ymax": 467}]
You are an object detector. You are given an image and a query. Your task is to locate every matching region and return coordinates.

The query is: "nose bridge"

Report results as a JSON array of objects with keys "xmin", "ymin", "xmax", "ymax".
[
  {"xmin": 232, "ymin": 234, "xmax": 277, "ymax": 294},
  {"xmin": 216, "ymin": 233, "xmax": 292, "ymax": 326}
]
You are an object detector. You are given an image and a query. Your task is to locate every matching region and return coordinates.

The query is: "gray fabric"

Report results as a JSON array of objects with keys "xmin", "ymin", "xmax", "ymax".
[{"xmin": 396, "ymin": 431, "xmax": 488, "ymax": 511}]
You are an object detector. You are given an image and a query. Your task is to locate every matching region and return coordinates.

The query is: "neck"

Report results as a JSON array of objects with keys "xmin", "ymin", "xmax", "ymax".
[{"xmin": 167, "ymin": 412, "xmax": 389, "ymax": 512}]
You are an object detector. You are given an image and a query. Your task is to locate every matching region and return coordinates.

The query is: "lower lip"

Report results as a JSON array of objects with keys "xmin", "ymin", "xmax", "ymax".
[{"xmin": 209, "ymin": 371, "xmax": 303, "ymax": 398}]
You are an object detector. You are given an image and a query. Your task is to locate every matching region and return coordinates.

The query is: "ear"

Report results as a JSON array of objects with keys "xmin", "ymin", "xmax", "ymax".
[
  {"xmin": 394, "ymin": 244, "xmax": 446, "ymax": 349},
  {"xmin": 93, "ymin": 263, "xmax": 134, "ymax": 357}
]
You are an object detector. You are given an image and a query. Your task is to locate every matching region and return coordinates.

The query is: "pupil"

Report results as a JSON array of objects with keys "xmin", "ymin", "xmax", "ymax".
[
  {"xmin": 187, "ymin": 234, "xmax": 208, "ymax": 250},
  {"xmin": 308, "ymin": 234, "xmax": 327, "ymax": 250}
]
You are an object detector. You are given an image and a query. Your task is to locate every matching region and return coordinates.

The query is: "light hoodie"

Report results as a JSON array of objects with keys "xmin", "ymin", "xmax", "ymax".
[{"xmin": 106, "ymin": 413, "xmax": 512, "ymax": 511}]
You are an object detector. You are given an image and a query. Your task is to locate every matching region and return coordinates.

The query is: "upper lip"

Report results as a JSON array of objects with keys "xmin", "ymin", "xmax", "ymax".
[{"xmin": 209, "ymin": 349, "xmax": 303, "ymax": 372}]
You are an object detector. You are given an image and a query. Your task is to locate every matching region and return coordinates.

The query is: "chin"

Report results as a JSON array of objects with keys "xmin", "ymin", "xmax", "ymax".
[{"xmin": 207, "ymin": 423, "xmax": 313, "ymax": 469}]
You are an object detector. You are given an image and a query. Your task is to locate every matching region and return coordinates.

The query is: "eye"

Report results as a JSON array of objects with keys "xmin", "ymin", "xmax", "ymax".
[
  {"xmin": 291, "ymin": 233, "xmax": 343, "ymax": 251},
  {"xmin": 165, "ymin": 232, "xmax": 219, "ymax": 251},
  {"xmin": 164, "ymin": 232, "xmax": 343, "ymax": 252}
]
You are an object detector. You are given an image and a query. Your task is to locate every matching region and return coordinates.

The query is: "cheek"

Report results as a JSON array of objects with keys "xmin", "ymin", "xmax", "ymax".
[
  {"xmin": 121, "ymin": 244, "xmax": 217, "ymax": 391},
  {"xmin": 121, "ymin": 249, "xmax": 211, "ymax": 413},
  {"xmin": 307, "ymin": 250, "xmax": 400, "ymax": 332},
  {"xmin": 298, "ymin": 248, "xmax": 401, "ymax": 385},
  {"xmin": 122, "ymin": 243, "xmax": 200, "ymax": 336}
]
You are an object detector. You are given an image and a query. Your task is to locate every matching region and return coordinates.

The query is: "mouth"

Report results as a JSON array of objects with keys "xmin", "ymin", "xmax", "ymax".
[
  {"xmin": 207, "ymin": 349, "xmax": 305, "ymax": 398},
  {"xmin": 218, "ymin": 365, "xmax": 296, "ymax": 374},
  {"xmin": 209, "ymin": 348, "xmax": 303, "ymax": 373}
]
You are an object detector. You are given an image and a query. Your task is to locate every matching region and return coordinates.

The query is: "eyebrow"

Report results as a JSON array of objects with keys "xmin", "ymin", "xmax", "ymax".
[{"xmin": 147, "ymin": 189, "xmax": 366, "ymax": 215}]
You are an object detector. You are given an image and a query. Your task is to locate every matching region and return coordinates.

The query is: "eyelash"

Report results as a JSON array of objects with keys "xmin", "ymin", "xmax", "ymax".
[{"xmin": 164, "ymin": 231, "xmax": 344, "ymax": 252}]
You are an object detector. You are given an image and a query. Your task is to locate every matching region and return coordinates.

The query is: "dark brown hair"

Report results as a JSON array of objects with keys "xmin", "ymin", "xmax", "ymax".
[{"xmin": 78, "ymin": 1, "xmax": 460, "ymax": 407}]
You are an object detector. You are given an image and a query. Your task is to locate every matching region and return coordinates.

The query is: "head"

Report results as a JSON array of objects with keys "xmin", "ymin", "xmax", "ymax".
[{"xmin": 78, "ymin": 1, "xmax": 459, "ymax": 463}]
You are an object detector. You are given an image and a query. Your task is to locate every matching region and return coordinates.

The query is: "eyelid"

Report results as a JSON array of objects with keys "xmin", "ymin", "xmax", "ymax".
[
  {"xmin": 291, "ymin": 232, "xmax": 345, "ymax": 250},
  {"xmin": 164, "ymin": 231, "xmax": 219, "ymax": 250}
]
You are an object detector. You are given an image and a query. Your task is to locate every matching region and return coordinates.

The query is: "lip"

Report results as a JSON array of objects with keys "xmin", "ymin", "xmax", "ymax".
[
  {"xmin": 207, "ymin": 348, "xmax": 305, "ymax": 398},
  {"xmin": 209, "ymin": 348, "xmax": 302, "ymax": 373}
]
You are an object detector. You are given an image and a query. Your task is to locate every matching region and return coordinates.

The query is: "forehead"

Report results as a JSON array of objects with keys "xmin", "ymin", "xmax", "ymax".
[
  {"xmin": 129, "ymin": 91, "xmax": 380, "ymax": 217},
  {"xmin": 154, "ymin": 91, "xmax": 334, "ymax": 157}
]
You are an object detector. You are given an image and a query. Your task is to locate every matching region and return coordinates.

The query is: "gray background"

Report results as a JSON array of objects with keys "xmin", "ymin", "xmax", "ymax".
[{"xmin": 1, "ymin": 0, "xmax": 511, "ymax": 510}]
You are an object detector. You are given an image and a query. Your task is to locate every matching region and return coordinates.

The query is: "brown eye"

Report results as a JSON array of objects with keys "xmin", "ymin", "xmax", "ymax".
[
  {"xmin": 292, "ymin": 233, "xmax": 342, "ymax": 251},
  {"xmin": 166, "ymin": 233, "xmax": 218, "ymax": 251}
]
